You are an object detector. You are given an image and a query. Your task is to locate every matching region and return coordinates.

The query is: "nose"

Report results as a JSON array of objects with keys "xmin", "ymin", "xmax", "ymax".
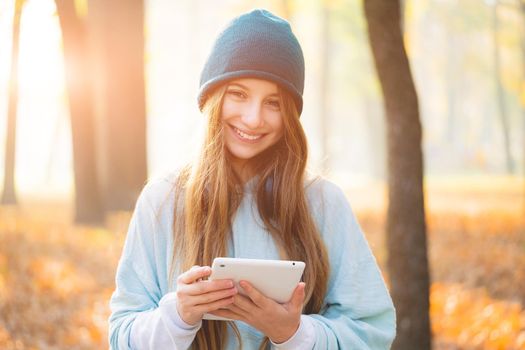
[{"xmin": 240, "ymin": 101, "xmax": 264, "ymax": 129}]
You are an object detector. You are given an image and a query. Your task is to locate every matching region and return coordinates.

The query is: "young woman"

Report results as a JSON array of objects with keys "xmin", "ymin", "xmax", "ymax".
[{"xmin": 109, "ymin": 9, "xmax": 396, "ymax": 350}]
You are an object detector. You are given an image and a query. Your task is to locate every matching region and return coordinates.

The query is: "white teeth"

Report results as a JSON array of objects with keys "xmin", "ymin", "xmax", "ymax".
[{"xmin": 234, "ymin": 127, "xmax": 262, "ymax": 140}]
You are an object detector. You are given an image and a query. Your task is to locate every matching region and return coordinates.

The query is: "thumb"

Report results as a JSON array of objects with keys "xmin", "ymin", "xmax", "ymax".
[{"xmin": 290, "ymin": 282, "xmax": 306, "ymax": 310}]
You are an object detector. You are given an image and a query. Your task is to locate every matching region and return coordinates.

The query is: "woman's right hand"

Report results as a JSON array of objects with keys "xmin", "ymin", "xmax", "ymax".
[{"xmin": 175, "ymin": 265, "xmax": 238, "ymax": 325}]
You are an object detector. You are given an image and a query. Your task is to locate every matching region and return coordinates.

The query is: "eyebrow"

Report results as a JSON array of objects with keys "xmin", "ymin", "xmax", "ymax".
[{"xmin": 227, "ymin": 82, "xmax": 280, "ymax": 97}]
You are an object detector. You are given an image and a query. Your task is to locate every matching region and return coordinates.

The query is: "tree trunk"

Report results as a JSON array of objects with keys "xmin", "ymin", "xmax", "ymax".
[
  {"xmin": 2, "ymin": 0, "xmax": 24, "ymax": 206},
  {"xmin": 55, "ymin": 0, "xmax": 104, "ymax": 225},
  {"xmin": 492, "ymin": 2, "xmax": 515, "ymax": 174},
  {"xmin": 364, "ymin": 95, "xmax": 385, "ymax": 180},
  {"xmin": 363, "ymin": 1, "xmax": 431, "ymax": 349},
  {"xmin": 89, "ymin": 0, "xmax": 147, "ymax": 211}
]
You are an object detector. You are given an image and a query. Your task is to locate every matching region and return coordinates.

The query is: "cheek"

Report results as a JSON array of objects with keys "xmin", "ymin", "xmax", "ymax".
[
  {"xmin": 220, "ymin": 108, "xmax": 228, "ymax": 122},
  {"xmin": 221, "ymin": 100, "xmax": 237, "ymax": 122},
  {"xmin": 271, "ymin": 115, "xmax": 284, "ymax": 137}
]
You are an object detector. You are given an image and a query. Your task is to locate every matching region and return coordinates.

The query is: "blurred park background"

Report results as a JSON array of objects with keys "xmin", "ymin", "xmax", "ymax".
[{"xmin": 0, "ymin": 0, "xmax": 524, "ymax": 349}]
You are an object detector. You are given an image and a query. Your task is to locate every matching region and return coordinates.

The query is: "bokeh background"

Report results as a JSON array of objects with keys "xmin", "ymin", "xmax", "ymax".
[{"xmin": 0, "ymin": 0, "xmax": 524, "ymax": 349}]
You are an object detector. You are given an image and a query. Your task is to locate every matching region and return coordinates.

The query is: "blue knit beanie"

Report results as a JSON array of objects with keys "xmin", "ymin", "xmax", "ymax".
[{"xmin": 198, "ymin": 9, "xmax": 305, "ymax": 115}]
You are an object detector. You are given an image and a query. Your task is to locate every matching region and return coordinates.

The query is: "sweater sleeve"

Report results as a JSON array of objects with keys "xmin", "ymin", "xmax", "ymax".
[
  {"xmin": 108, "ymin": 178, "xmax": 200, "ymax": 349},
  {"xmin": 305, "ymin": 180, "xmax": 397, "ymax": 349}
]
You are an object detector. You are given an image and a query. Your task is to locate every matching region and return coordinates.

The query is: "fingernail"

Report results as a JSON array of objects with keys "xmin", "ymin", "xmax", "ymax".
[{"xmin": 240, "ymin": 281, "xmax": 248, "ymax": 288}]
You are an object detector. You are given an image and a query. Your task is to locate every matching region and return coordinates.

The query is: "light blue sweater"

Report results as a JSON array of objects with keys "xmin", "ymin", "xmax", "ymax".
[{"xmin": 109, "ymin": 173, "xmax": 396, "ymax": 349}]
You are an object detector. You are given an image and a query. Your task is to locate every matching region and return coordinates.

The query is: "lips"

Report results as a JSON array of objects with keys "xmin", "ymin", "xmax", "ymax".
[{"xmin": 231, "ymin": 125, "xmax": 265, "ymax": 141}]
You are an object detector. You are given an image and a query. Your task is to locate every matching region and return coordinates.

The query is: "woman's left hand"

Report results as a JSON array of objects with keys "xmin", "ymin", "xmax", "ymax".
[{"xmin": 209, "ymin": 281, "xmax": 306, "ymax": 344}]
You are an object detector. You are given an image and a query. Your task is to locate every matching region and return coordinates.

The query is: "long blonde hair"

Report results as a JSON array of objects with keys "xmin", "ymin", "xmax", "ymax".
[{"xmin": 171, "ymin": 83, "xmax": 330, "ymax": 349}]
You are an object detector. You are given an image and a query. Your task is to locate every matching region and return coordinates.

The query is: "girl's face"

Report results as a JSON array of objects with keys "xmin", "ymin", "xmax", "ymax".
[{"xmin": 221, "ymin": 78, "xmax": 284, "ymax": 167}]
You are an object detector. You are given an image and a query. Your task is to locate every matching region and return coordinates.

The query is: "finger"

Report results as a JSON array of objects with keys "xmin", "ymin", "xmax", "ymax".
[
  {"xmin": 232, "ymin": 292, "xmax": 258, "ymax": 314},
  {"xmin": 239, "ymin": 280, "xmax": 269, "ymax": 309},
  {"xmin": 192, "ymin": 287, "xmax": 237, "ymax": 305},
  {"xmin": 191, "ymin": 265, "xmax": 204, "ymax": 281},
  {"xmin": 289, "ymin": 282, "xmax": 306, "ymax": 311},
  {"xmin": 186, "ymin": 279, "xmax": 235, "ymax": 296},
  {"xmin": 178, "ymin": 266, "xmax": 212, "ymax": 284},
  {"xmin": 194, "ymin": 295, "xmax": 235, "ymax": 314}
]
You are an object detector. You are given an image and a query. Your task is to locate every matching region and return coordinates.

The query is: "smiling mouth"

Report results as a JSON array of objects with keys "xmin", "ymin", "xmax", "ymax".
[{"xmin": 232, "ymin": 126, "xmax": 264, "ymax": 141}]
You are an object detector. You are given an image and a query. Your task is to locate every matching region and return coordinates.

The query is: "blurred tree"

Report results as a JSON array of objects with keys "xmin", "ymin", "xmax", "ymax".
[
  {"xmin": 364, "ymin": 1, "xmax": 431, "ymax": 350},
  {"xmin": 55, "ymin": 0, "xmax": 104, "ymax": 225},
  {"xmin": 1, "ymin": 0, "xmax": 24, "ymax": 206},
  {"xmin": 88, "ymin": 0, "xmax": 147, "ymax": 211},
  {"xmin": 491, "ymin": 0, "xmax": 515, "ymax": 173},
  {"xmin": 328, "ymin": 0, "xmax": 386, "ymax": 179},
  {"xmin": 279, "ymin": 0, "xmax": 291, "ymax": 20},
  {"xmin": 445, "ymin": 25, "xmax": 462, "ymax": 153}
]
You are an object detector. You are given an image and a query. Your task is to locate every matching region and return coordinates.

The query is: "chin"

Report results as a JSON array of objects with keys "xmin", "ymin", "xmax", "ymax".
[{"xmin": 228, "ymin": 149, "xmax": 262, "ymax": 161}]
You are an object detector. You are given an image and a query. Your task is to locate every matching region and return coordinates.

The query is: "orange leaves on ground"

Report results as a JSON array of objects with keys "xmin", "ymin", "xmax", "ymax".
[
  {"xmin": 0, "ymin": 204, "xmax": 123, "ymax": 349},
  {"xmin": 0, "ymin": 326, "xmax": 10, "ymax": 344},
  {"xmin": 29, "ymin": 256, "xmax": 95, "ymax": 299},
  {"xmin": 431, "ymin": 283, "xmax": 525, "ymax": 350},
  {"xmin": 427, "ymin": 209, "xmax": 525, "ymax": 239},
  {"xmin": 59, "ymin": 292, "xmax": 112, "ymax": 347},
  {"xmin": 0, "ymin": 253, "xmax": 7, "ymax": 301}
]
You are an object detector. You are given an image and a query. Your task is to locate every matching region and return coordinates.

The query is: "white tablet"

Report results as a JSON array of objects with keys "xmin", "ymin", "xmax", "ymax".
[{"xmin": 203, "ymin": 257, "xmax": 305, "ymax": 321}]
